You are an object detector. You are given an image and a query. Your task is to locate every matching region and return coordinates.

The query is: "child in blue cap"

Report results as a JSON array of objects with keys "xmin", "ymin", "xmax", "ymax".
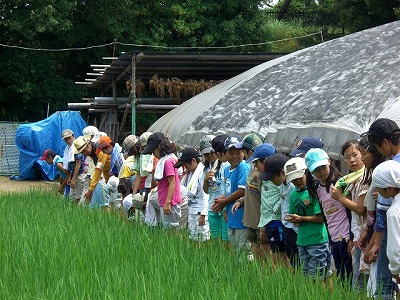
[{"xmin": 231, "ymin": 143, "xmax": 275, "ymax": 261}]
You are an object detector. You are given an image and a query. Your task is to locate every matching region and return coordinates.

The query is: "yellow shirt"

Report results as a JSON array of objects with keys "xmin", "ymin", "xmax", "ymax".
[
  {"xmin": 119, "ymin": 156, "xmax": 136, "ymax": 178},
  {"xmin": 89, "ymin": 151, "xmax": 111, "ymax": 191}
]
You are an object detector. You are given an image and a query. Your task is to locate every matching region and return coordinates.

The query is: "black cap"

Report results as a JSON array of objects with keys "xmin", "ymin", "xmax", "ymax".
[
  {"xmin": 174, "ymin": 147, "xmax": 200, "ymax": 168},
  {"xmin": 259, "ymin": 153, "xmax": 289, "ymax": 181},
  {"xmin": 211, "ymin": 134, "xmax": 229, "ymax": 153},
  {"xmin": 361, "ymin": 118, "xmax": 400, "ymax": 139},
  {"xmin": 141, "ymin": 132, "xmax": 164, "ymax": 154}
]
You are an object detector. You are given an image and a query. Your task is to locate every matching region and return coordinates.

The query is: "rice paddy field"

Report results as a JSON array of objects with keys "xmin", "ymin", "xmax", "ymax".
[{"xmin": 0, "ymin": 189, "xmax": 362, "ymax": 299}]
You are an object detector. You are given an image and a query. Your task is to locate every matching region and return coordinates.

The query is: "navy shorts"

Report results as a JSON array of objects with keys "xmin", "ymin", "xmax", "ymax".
[
  {"xmin": 283, "ymin": 226, "xmax": 299, "ymax": 266},
  {"xmin": 265, "ymin": 221, "xmax": 284, "ymax": 253}
]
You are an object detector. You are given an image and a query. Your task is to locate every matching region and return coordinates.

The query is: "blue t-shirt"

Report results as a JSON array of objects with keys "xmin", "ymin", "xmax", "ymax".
[
  {"xmin": 53, "ymin": 155, "xmax": 67, "ymax": 179},
  {"xmin": 224, "ymin": 160, "xmax": 250, "ymax": 229}
]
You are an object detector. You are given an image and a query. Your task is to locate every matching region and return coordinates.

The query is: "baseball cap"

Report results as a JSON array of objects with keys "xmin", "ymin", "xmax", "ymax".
[
  {"xmin": 73, "ymin": 136, "xmax": 90, "ymax": 154},
  {"xmin": 139, "ymin": 132, "xmax": 153, "ymax": 147},
  {"xmin": 361, "ymin": 118, "xmax": 400, "ymax": 141},
  {"xmin": 224, "ymin": 136, "xmax": 243, "ymax": 150},
  {"xmin": 141, "ymin": 132, "xmax": 164, "ymax": 154},
  {"xmin": 174, "ymin": 147, "xmax": 200, "ymax": 168},
  {"xmin": 122, "ymin": 135, "xmax": 138, "ymax": 152},
  {"xmin": 95, "ymin": 136, "xmax": 112, "ymax": 154},
  {"xmin": 211, "ymin": 134, "xmax": 229, "ymax": 153},
  {"xmin": 289, "ymin": 137, "xmax": 323, "ymax": 157},
  {"xmin": 246, "ymin": 143, "xmax": 276, "ymax": 163},
  {"xmin": 40, "ymin": 149, "xmax": 56, "ymax": 161},
  {"xmin": 305, "ymin": 148, "xmax": 329, "ymax": 172},
  {"xmin": 284, "ymin": 157, "xmax": 307, "ymax": 183},
  {"xmin": 259, "ymin": 153, "xmax": 289, "ymax": 181},
  {"xmin": 62, "ymin": 129, "xmax": 74, "ymax": 139},
  {"xmin": 242, "ymin": 133, "xmax": 263, "ymax": 151},
  {"xmin": 199, "ymin": 135, "xmax": 216, "ymax": 155}
]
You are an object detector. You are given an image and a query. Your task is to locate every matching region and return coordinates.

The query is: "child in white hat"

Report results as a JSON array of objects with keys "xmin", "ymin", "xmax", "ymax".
[
  {"xmin": 371, "ymin": 160, "xmax": 400, "ymax": 284},
  {"xmin": 284, "ymin": 157, "xmax": 331, "ymax": 280}
]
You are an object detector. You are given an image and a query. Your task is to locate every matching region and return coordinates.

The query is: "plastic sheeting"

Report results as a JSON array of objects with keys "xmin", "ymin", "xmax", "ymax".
[
  {"xmin": 149, "ymin": 21, "xmax": 400, "ymax": 156},
  {"xmin": 15, "ymin": 111, "xmax": 86, "ymax": 180}
]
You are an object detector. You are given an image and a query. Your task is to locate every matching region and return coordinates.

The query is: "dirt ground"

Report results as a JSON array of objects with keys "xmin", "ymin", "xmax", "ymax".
[{"xmin": 0, "ymin": 176, "xmax": 58, "ymax": 193}]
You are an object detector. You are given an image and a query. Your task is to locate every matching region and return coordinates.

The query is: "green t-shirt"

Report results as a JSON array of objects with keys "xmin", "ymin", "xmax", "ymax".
[{"xmin": 288, "ymin": 187, "xmax": 328, "ymax": 247}]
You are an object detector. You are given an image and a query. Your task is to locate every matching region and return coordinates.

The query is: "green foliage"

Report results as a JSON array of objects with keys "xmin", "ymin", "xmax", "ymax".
[
  {"xmin": 262, "ymin": 19, "xmax": 323, "ymax": 52},
  {"xmin": 136, "ymin": 113, "xmax": 161, "ymax": 133},
  {"xmin": 0, "ymin": 190, "xmax": 362, "ymax": 299},
  {"xmin": 269, "ymin": 0, "xmax": 400, "ymax": 33},
  {"xmin": 0, "ymin": 0, "xmax": 399, "ymax": 122},
  {"xmin": 0, "ymin": 50, "xmax": 83, "ymax": 122},
  {"xmin": 0, "ymin": 0, "xmax": 74, "ymax": 44},
  {"xmin": 331, "ymin": 0, "xmax": 400, "ymax": 32}
]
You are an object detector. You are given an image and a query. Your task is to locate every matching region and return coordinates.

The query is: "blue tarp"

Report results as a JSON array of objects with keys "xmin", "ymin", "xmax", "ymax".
[{"xmin": 14, "ymin": 111, "xmax": 86, "ymax": 180}]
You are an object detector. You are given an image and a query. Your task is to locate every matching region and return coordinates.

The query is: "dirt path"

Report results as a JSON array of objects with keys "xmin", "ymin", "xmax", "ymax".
[{"xmin": 0, "ymin": 176, "xmax": 58, "ymax": 193}]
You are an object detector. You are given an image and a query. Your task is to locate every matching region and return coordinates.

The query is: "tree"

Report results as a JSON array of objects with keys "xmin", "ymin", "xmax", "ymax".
[
  {"xmin": 332, "ymin": 0, "xmax": 400, "ymax": 32},
  {"xmin": 0, "ymin": 0, "xmax": 274, "ymax": 121},
  {"xmin": 0, "ymin": 1, "xmax": 80, "ymax": 121}
]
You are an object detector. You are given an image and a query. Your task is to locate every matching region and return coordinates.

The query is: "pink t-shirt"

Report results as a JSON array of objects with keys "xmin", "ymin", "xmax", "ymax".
[
  {"xmin": 317, "ymin": 184, "xmax": 350, "ymax": 242},
  {"xmin": 157, "ymin": 157, "xmax": 182, "ymax": 206}
]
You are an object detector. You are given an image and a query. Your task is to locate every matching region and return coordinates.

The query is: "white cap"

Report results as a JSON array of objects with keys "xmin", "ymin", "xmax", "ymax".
[{"xmin": 284, "ymin": 157, "xmax": 307, "ymax": 183}]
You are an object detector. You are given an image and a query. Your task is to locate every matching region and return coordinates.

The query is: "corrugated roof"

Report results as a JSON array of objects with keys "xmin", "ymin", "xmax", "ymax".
[{"xmin": 80, "ymin": 52, "xmax": 285, "ymax": 91}]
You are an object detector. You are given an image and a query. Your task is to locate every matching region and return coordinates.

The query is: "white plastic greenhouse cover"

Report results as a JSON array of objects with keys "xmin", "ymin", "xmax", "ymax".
[{"xmin": 149, "ymin": 21, "xmax": 400, "ymax": 156}]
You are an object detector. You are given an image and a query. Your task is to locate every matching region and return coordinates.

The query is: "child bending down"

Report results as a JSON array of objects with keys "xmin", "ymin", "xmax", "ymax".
[{"xmin": 371, "ymin": 160, "xmax": 400, "ymax": 284}]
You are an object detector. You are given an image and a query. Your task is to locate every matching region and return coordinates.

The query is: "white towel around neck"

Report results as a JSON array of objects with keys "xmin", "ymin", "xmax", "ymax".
[
  {"xmin": 154, "ymin": 154, "xmax": 176, "ymax": 180},
  {"xmin": 186, "ymin": 162, "xmax": 205, "ymax": 196}
]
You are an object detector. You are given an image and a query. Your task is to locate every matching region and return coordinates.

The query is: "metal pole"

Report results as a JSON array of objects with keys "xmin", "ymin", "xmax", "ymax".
[{"xmin": 131, "ymin": 54, "xmax": 136, "ymax": 135}]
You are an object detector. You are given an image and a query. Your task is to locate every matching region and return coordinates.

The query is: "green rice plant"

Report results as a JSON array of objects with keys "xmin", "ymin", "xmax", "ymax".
[{"xmin": 0, "ymin": 190, "xmax": 361, "ymax": 299}]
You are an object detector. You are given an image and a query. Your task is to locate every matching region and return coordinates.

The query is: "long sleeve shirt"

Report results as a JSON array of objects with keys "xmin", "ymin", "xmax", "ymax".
[{"xmin": 387, "ymin": 193, "xmax": 400, "ymax": 276}]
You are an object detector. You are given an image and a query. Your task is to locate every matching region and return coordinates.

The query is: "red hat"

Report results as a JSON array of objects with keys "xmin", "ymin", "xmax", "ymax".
[
  {"xmin": 40, "ymin": 149, "xmax": 56, "ymax": 160},
  {"xmin": 95, "ymin": 136, "xmax": 112, "ymax": 154}
]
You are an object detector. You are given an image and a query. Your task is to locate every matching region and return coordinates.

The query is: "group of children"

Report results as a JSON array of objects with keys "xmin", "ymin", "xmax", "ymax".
[{"xmin": 41, "ymin": 118, "xmax": 400, "ymax": 298}]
